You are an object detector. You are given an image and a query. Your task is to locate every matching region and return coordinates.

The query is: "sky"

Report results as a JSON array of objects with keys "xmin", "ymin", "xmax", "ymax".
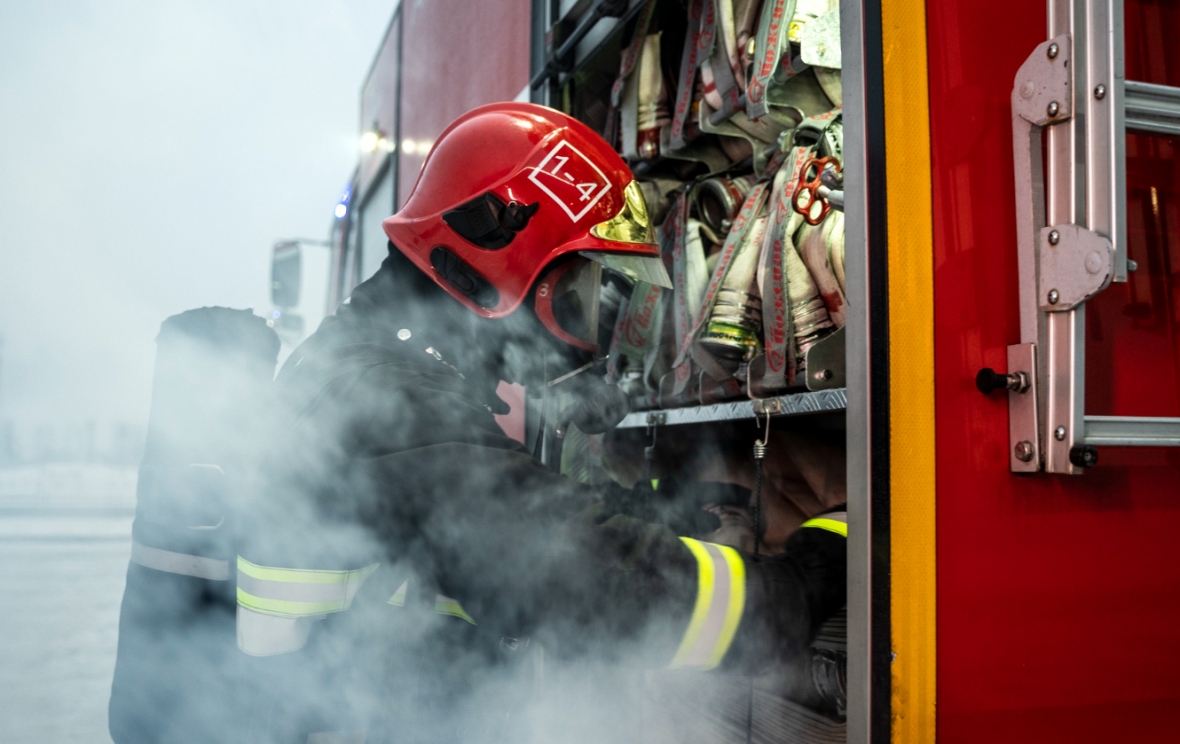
[{"xmin": 0, "ymin": 0, "xmax": 395, "ymax": 431}]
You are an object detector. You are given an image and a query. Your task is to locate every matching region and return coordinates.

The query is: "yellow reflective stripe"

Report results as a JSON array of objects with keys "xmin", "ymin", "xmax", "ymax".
[
  {"xmin": 237, "ymin": 556, "xmax": 375, "ymax": 585},
  {"xmin": 236, "ymin": 587, "xmax": 343, "ymax": 618},
  {"xmin": 387, "ymin": 580, "xmax": 408, "ymax": 607},
  {"xmin": 670, "ymin": 537, "xmax": 715, "ymax": 668},
  {"xmin": 235, "ymin": 557, "xmax": 378, "ymax": 618},
  {"xmin": 669, "ymin": 537, "xmax": 745, "ymax": 671},
  {"xmin": 434, "ymin": 596, "xmax": 476, "ymax": 625},
  {"xmin": 385, "ymin": 582, "xmax": 475, "ymax": 624},
  {"xmin": 801, "ymin": 517, "xmax": 848, "ymax": 538}
]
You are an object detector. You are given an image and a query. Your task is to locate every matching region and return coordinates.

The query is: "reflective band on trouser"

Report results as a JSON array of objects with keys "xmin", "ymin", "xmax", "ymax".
[
  {"xmin": 306, "ymin": 730, "xmax": 367, "ymax": 744},
  {"xmin": 669, "ymin": 537, "xmax": 746, "ymax": 670},
  {"xmin": 800, "ymin": 511, "xmax": 848, "ymax": 538},
  {"xmin": 434, "ymin": 595, "xmax": 476, "ymax": 625},
  {"xmin": 130, "ymin": 540, "xmax": 230, "ymax": 581},
  {"xmin": 236, "ymin": 556, "xmax": 378, "ymax": 618},
  {"xmin": 386, "ymin": 582, "xmax": 477, "ymax": 625}
]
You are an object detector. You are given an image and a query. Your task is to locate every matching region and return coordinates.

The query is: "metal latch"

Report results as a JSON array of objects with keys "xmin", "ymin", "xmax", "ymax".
[{"xmin": 752, "ymin": 398, "xmax": 784, "ymax": 416}]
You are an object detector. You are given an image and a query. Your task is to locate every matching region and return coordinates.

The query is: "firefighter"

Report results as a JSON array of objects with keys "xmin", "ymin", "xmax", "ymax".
[{"xmin": 235, "ymin": 102, "xmax": 846, "ymax": 743}]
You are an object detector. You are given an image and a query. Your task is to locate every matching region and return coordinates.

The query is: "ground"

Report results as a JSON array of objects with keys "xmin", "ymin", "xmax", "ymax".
[{"xmin": 0, "ymin": 465, "xmax": 134, "ymax": 743}]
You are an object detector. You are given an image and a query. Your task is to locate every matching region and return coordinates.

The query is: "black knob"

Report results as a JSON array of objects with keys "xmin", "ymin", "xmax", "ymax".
[
  {"xmin": 976, "ymin": 368, "xmax": 1010, "ymax": 395},
  {"xmin": 1069, "ymin": 445, "xmax": 1099, "ymax": 469}
]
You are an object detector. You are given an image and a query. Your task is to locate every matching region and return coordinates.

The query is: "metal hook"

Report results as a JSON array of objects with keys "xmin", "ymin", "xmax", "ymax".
[
  {"xmin": 754, "ymin": 410, "xmax": 770, "ymax": 460},
  {"xmin": 643, "ymin": 418, "xmax": 659, "ymax": 481}
]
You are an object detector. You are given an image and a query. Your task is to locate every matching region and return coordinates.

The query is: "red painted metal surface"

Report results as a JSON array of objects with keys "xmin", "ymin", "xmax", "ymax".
[
  {"xmin": 397, "ymin": 0, "xmax": 531, "ymax": 209},
  {"xmin": 927, "ymin": 1, "xmax": 1180, "ymax": 741},
  {"xmin": 358, "ymin": 17, "xmax": 400, "ymax": 199}
]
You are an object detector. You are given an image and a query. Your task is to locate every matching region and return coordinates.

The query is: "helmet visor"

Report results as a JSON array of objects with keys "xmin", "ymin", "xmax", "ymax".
[
  {"xmin": 580, "ymin": 251, "xmax": 672, "ymax": 289},
  {"xmin": 590, "ymin": 180, "xmax": 655, "ymax": 245},
  {"xmin": 535, "ymin": 258, "xmax": 602, "ymax": 352},
  {"xmin": 583, "ymin": 181, "xmax": 670, "ymax": 288}
]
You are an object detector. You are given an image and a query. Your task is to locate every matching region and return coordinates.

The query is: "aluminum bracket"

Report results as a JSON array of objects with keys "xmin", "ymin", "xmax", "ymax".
[
  {"xmin": 1013, "ymin": 35, "xmax": 1073, "ymax": 127},
  {"xmin": 1084, "ymin": 416, "xmax": 1180, "ymax": 447},
  {"xmin": 1037, "ymin": 224, "xmax": 1114, "ymax": 311},
  {"xmin": 1125, "ymin": 80, "xmax": 1180, "ymax": 137},
  {"xmin": 1008, "ymin": 343, "xmax": 1041, "ymax": 472},
  {"xmin": 805, "ymin": 327, "xmax": 848, "ymax": 391}
]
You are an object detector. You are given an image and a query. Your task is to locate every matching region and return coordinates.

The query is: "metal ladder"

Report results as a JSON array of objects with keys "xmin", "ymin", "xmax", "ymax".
[{"xmin": 1005, "ymin": 0, "xmax": 1180, "ymax": 474}]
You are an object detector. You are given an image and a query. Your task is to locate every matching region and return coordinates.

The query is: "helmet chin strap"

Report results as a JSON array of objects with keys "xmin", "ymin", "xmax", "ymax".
[{"xmin": 532, "ymin": 260, "xmax": 601, "ymax": 352}]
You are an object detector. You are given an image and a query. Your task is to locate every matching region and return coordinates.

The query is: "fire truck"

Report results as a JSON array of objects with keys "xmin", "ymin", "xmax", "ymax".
[{"xmin": 269, "ymin": 0, "xmax": 1180, "ymax": 741}]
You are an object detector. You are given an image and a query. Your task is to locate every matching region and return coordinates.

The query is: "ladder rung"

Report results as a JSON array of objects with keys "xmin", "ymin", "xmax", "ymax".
[
  {"xmin": 1125, "ymin": 80, "xmax": 1180, "ymax": 137},
  {"xmin": 1084, "ymin": 415, "xmax": 1180, "ymax": 447}
]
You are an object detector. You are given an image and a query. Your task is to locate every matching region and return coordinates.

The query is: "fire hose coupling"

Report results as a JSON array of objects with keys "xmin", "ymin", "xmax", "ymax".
[{"xmin": 975, "ymin": 367, "xmax": 1031, "ymax": 395}]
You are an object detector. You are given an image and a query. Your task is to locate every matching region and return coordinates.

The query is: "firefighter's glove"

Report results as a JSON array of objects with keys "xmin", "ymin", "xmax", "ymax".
[
  {"xmin": 598, "ymin": 479, "xmax": 736, "ymax": 536},
  {"xmin": 554, "ymin": 377, "xmax": 630, "ymax": 435}
]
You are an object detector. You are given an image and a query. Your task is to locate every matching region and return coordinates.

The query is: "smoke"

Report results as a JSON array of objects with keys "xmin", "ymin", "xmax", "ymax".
[
  {"xmin": 100, "ymin": 244, "xmax": 846, "ymax": 744},
  {"xmin": 0, "ymin": 5, "xmax": 847, "ymax": 741},
  {"xmin": 0, "ymin": 2, "xmax": 403, "ymax": 741},
  {"xmin": 0, "ymin": 0, "xmax": 391, "ymax": 440}
]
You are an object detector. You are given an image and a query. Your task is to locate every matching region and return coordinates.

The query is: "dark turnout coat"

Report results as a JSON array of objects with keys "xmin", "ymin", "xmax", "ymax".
[{"xmin": 235, "ymin": 253, "xmax": 846, "ymax": 743}]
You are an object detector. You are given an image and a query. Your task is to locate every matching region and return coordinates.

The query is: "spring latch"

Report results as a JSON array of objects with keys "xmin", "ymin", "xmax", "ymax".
[{"xmin": 751, "ymin": 410, "xmax": 772, "ymax": 554}]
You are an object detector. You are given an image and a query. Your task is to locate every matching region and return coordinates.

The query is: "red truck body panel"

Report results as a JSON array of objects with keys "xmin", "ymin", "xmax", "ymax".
[
  {"xmin": 928, "ymin": 1, "xmax": 1180, "ymax": 740},
  {"xmin": 398, "ymin": 0, "xmax": 532, "ymax": 208}
]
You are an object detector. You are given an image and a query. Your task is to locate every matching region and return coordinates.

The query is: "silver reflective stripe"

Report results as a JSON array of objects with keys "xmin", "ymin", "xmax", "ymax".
[
  {"xmin": 235, "ymin": 558, "xmax": 378, "ymax": 618},
  {"xmin": 306, "ymin": 730, "xmax": 367, "ymax": 744},
  {"xmin": 669, "ymin": 538, "xmax": 746, "ymax": 671},
  {"xmin": 130, "ymin": 541, "xmax": 230, "ymax": 581},
  {"xmin": 687, "ymin": 542, "xmax": 732, "ymax": 668},
  {"xmin": 236, "ymin": 606, "xmax": 319, "ymax": 657},
  {"xmin": 237, "ymin": 572, "xmax": 366, "ymax": 604}
]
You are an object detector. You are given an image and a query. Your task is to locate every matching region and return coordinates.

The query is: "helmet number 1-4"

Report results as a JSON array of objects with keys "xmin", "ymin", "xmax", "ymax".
[{"xmin": 528, "ymin": 141, "xmax": 612, "ymax": 223}]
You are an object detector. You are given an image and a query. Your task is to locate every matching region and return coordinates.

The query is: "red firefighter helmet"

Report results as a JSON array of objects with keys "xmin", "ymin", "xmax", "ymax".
[{"xmin": 383, "ymin": 102, "xmax": 670, "ymax": 350}]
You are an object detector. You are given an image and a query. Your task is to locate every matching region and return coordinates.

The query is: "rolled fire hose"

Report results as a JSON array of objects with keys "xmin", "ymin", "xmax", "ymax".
[
  {"xmin": 795, "ymin": 215, "xmax": 846, "ymax": 328},
  {"xmin": 784, "ymin": 235, "xmax": 835, "ymax": 366},
  {"xmin": 699, "ymin": 213, "xmax": 772, "ymax": 366},
  {"xmin": 621, "ymin": 32, "xmax": 667, "ymax": 160}
]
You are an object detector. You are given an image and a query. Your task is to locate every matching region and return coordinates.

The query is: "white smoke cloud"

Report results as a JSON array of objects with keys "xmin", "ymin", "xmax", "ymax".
[{"xmin": 0, "ymin": 0, "xmax": 391, "ymax": 432}]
